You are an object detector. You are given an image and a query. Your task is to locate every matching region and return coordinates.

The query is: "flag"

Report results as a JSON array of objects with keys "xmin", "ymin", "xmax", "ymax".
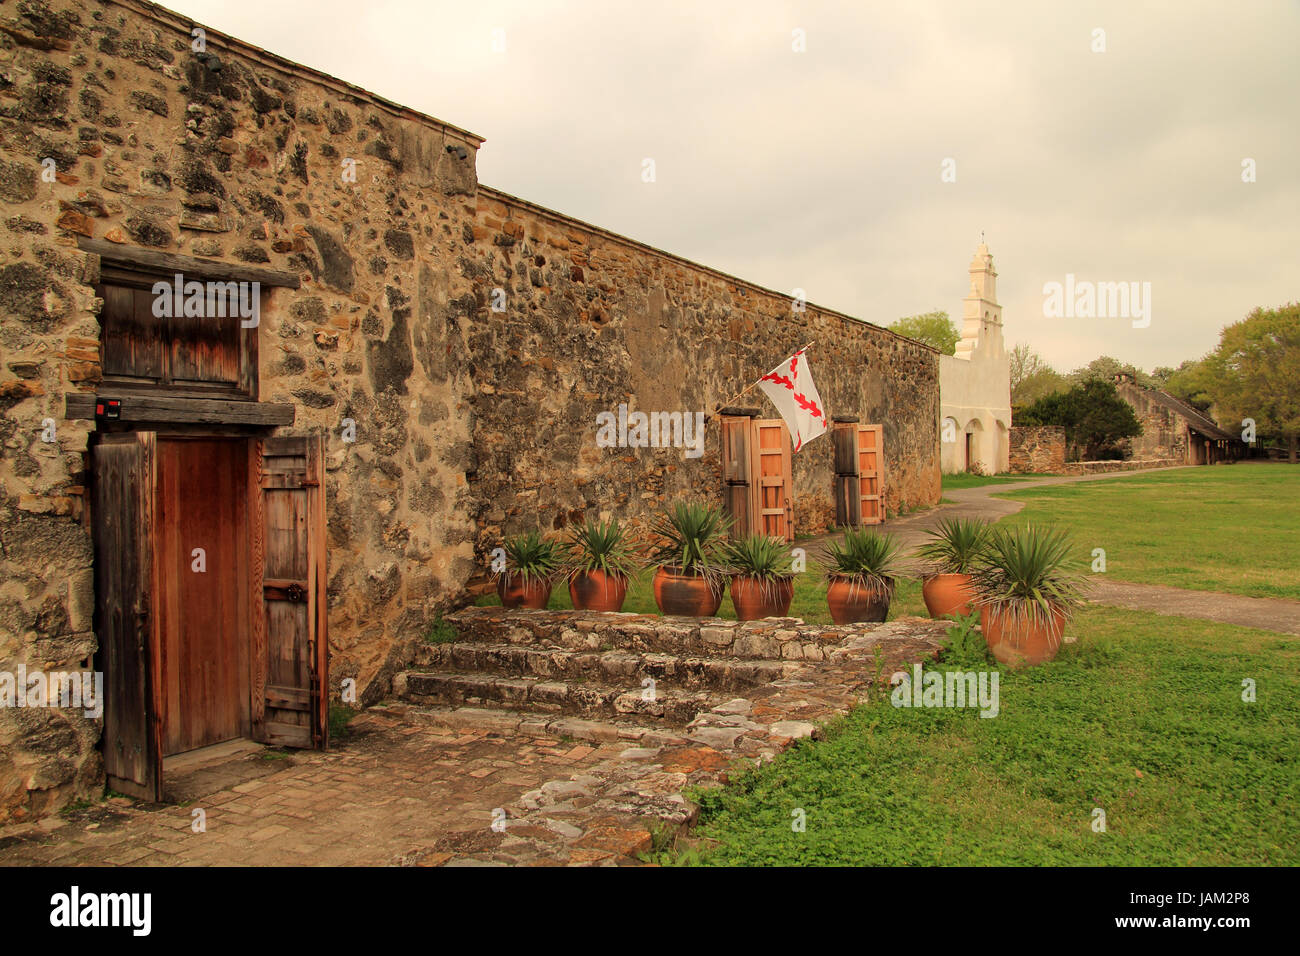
[{"xmin": 757, "ymin": 349, "xmax": 828, "ymax": 452}]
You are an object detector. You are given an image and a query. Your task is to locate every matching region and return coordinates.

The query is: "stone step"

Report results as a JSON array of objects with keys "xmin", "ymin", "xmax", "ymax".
[
  {"xmin": 373, "ymin": 702, "xmax": 693, "ymax": 748},
  {"xmin": 444, "ymin": 606, "xmax": 859, "ymax": 662},
  {"xmin": 394, "ymin": 671, "xmax": 717, "ymax": 725},
  {"xmin": 411, "ymin": 641, "xmax": 795, "ymax": 690}
]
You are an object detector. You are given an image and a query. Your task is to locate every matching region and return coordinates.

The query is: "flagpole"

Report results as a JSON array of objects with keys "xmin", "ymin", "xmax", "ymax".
[{"xmin": 713, "ymin": 341, "xmax": 815, "ymax": 413}]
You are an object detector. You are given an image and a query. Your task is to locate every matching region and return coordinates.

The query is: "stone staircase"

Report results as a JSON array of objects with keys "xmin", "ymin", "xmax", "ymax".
[{"xmin": 394, "ymin": 608, "xmax": 810, "ymax": 732}]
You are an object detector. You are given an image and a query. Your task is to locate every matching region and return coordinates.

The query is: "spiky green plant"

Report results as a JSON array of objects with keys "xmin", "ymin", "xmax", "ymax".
[
  {"xmin": 562, "ymin": 518, "xmax": 640, "ymax": 581},
  {"xmin": 820, "ymin": 527, "xmax": 903, "ymax": 596},
  {"xmin": 916, "ymin": 516, "xmax": 992, "ymax": 575},
  {"xmin": 725, "ymin": 534, "xmax": 794, "ymax": 580},
  {"xmin": 968, "ymin": 523, "xmax": 1091, "ymax": 628},
  {"xmin": 648, "ymin": 500, "xmax": 731, "ymax": 584},
  {"xmin": 497, "ymin": 530, "xmax": 561, "ymax": 585}
]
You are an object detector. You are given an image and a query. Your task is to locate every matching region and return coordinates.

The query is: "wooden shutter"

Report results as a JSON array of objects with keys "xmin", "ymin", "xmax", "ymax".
[
  {"xmin": 720, "ymin": 415, "xmax": 754, "ymax": 538},
  {"xmin": 251, "ymin": 434, "xmax": 329, "ymax": 749},
  {"xmin": 754, "ymin": 419, "xmax": 794, "ymax": 542},
  {"xmin": 831, "ymin": 421, "xmax": 861, "ymax": 528},
  {"xmin": 93, "ymin": 432, "xmax": 163, "ymax": 800},
  {"xmin": 858, "ymin": 424, "xmax": 884, "ymax": 524}
]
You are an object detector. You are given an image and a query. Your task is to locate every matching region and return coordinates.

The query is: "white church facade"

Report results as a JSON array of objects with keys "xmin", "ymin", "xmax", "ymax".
[{"xmin": 939, "ymin": 243, "xmax": 1012, "ymax": 474}]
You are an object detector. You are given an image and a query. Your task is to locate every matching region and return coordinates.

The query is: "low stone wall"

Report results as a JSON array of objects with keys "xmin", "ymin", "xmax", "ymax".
[
  {"xmin": 1061, "ymin": 458, "xmax": 1177, "ymax": 476},
  {"xmin": 1009, "ymin": 426, "xmax": 1066, "ymax": 473}
]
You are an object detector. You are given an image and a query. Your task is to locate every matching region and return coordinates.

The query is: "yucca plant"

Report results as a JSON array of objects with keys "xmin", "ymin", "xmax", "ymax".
[
  {"xmin": 820, "ymin": 528, "xmax": 904, "ymax": 593},
  {"xmin": 725, "ymin": 534, "xmax": 794, "ymax": 580},
  {"xmin": 916, "ymin": 516, "xmax": 991, "ymax": 575},
  {"xmin": 968, "ymin": 523, "xmax": 1090, "ymax": 626},
  {"xmin": 562, "ymin": 518, "xmax": 640, "ymax": 581},
  {"xmin": 648, "ymin": 500, "xmax": 731, "ymax": 581},
  {"xmin": 497, "ymin": 530, "xmax": 562, "ymax": 585}
]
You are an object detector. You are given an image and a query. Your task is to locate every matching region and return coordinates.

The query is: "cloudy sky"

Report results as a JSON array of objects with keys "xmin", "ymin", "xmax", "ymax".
[{"xmin": 170, "ymin": 0, "xmax": 1299, "ymax": 372}]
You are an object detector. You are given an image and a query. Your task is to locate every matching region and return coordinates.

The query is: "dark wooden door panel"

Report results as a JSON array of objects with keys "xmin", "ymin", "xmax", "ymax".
[
  {"xmin": 93, "ymin": 432, "xmax": 162, "ymax": 800},
  {"xmin": 251, "ymin": 434, "xmax": 328, "ymax": 750}
]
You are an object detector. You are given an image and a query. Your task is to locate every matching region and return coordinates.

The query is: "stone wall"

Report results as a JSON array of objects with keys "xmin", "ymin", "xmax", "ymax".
[
  {"xmin": 1061, "ymin": 458, "xmax": 1177, "ymax": 476},
  {"xmin": 1008, "ymin": 426, "xmax": 1066, "ymax": 473},
  {"xmin": 0, "ymin": 0, "xmax": 939, "ymax": 821},
  {"xmin": 463, "ymin": 187, "xmax": 941, "ymax": 548},
  {"xmin": 1114, "ymin": 381, "xmax": 1188, "ymax": 462}
]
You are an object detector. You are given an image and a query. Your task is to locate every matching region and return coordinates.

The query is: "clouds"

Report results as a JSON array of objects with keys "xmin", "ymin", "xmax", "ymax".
[{"xmin": 172, "ymin": 0, "xmax": 1299, "ymax": 370}]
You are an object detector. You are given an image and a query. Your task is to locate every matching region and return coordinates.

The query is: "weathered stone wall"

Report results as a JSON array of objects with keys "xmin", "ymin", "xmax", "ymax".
[
  {"xmin": 0, "ymin": 0, "xmax": 939, "ymax": 821},
  {"xmin": 463, "ymin": 188, "xmax": 940, "ymax": 549},
  {"xmin": 1008, "ymin": 425, "xmax": 1066, "ymax": 474},
  {"xmin": 1114, "ymin": 381, "xmax": 1189, "ymax": 463},
  {"xmin": 0, "ymin": 0, "xmax": 483, "ymax": 820},
  {"xmin": 1061, "ymin": 458, "xmax": 1177, "ymax": 476}
]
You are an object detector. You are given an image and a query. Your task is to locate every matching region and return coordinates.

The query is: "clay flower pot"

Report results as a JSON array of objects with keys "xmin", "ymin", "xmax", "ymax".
[
  {"xmin": 730, "ymin": 576, "xmax": 794, "ymax": 621},
  {"xmin": 497, "ymin": 573, "xmax": 552, "ymax": 610},
  {"xmin": 568, "ymin": 569, "xmax": 629, "ymax": 612},
  {"xmin": 980, "ymin": 604, "xmax": 1067, "ymax": 667},
  {"xmin": 653, "ymin": 566, "xmax": 723, "ymax": 617},
  {"xmin": 826, "ymin": 575, "xmax": 892, "ymax": 624},
  {"xmin": 922, "ymin": 573, "xmax": 978, "ymax": 619}
]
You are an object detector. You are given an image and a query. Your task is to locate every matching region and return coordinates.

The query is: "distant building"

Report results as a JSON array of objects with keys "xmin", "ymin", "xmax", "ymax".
[
  {"xmin": 939, "ymin": 243, "xmax": 1012, "ymax": 473},
  {"xmin": 1112, "ymin": 374, "xmax": 1243, "ymax": 464}
]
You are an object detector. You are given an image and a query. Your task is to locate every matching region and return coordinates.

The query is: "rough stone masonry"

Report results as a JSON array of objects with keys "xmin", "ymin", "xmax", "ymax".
[{"xmin": 0, "ymin": 0, "xmax": 940, "ymax": 820}]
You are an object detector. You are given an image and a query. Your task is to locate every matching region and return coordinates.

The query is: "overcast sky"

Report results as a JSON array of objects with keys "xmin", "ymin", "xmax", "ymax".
[{"xmin": 169, "ymin": 0, "xmax": 1299, "ymax": 372}]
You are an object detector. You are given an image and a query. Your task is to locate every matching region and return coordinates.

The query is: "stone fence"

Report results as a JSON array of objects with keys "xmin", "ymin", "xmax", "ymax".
[
  {"xmin": 1009, "ymin": 426, "xmax": 1066, "ymax": 473},
  {"xmin": 1061, "ymin": 458, "xmax": 1178, "ymax": 476}
]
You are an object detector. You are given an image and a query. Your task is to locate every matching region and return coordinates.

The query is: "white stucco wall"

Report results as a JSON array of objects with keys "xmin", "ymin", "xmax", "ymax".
[{"xmin": 940, "ymin": 243, "xmax": 1012, "ymax": 474}]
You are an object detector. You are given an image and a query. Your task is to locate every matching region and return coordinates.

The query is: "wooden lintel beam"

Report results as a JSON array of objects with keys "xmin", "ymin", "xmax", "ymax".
[
  {"xmin": 66, "ymin": 392, "xmax": 295, "ymax": 426},
  {"xmin": 78, "ymin": 237, "xmax": 302, "ymax": 289}
]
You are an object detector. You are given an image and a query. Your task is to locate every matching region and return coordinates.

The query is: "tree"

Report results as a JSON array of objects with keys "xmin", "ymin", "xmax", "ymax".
[
  {"xmin": 1163, "ymin": 358, "xmax": 1214, "ymax": 411},
  {"xmin": 1068, "ymin": 355, "xmax": 1155, "ymax": 388},
  {"xmin": 1009, "ymin": 343, "xmax": 1068, "ymax": 406},
  {"xmin": 1016, "ymin": 379, "xmax": 1143, "ymax": 460},
  {"xmin": 1200, "ymin": 303, "xmax": 1300, "ymax": 462},
  {"xmin": 889, "ymin": 311, "xmax": 959, "ymax": 355}
]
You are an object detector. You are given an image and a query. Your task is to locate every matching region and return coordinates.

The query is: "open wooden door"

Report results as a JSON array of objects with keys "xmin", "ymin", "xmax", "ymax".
[
  {"xmin": 250, "ymin": 434, "xmax": 329, "ymax": 750},
  {"xmin": 753, "ymin": 419, "xmax": 794, "ymax": 542},
  {"xmin": 858, "ymin": 424, "xmax": 884, "ymax": 524},
  {"xmin": 720, "ymin": 414, "xmax": 755, "ymax": 538},
  {"xmin": 93, "ymin": 432, "xmax": 163, "ymax": 800}
]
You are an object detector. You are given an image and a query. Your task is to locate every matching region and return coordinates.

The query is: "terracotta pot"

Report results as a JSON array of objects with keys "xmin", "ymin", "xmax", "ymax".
[
  {"xmin": 730, "ymin": 575, "xmax": 794, "ymax": 621},
  {"xmin": 497, "ymin": 573, "xmax": 552, "ymax": 610},
  {"xmin": 653, "ymin": 566, "xmax": 723, "ymax": 617},
  {"xmin": 826, "ymin": 575, "xmax": 892, "ymax": 624},
  {"xmin": 980, "ymin": 604, "xmax": 1067, "ymax": 667},
  {"xmin": 568, "ymin": 569, "xmax": 629, "ymax": 612},
  {"xmin": 922, "ymin": 573, "xmax": 978, "ymax": 619}
]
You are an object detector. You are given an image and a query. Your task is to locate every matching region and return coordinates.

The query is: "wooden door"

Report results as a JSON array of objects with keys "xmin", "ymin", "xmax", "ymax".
[
  {"xmin": 251, "ymin": 435, "xmax": 328, "ymax": 749},
  {"xmin": 720, "ymin": 415, "xmax": 754, "ymax": 538},
  {"xmin": 832, "ymin": 421, "xmax": 861, "ymax": 527},
  {"xmin": 93, "ymin": 432, "xmax": 163, "ymax": 800},
  {"xmin": 753, "ymin": 419, "xmax": 794, "ymax": 542},
  {"xmin": 858, "ymin": 424, "xmax": 884, "ymax": 524},
  {"xmin": 154, "ymin": 439, "xmax": 251, "ymax": 756}
]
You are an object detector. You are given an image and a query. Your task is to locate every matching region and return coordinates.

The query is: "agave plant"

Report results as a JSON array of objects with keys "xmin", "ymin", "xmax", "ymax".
[
  {"xmin": 916, "ymin": 517, "xmax": 992, "ymax": 575},
  {"xmin": 562, "ymin": 518, "xmax": 640, "ymax": 581},
  {"xmin": 725, "ymin": 534, "xmax": 794, "ymax": 580},
  {"xmin": 820, "ymin": 528, "xmax": 904, "ymax": 593},
  {"xmin": 497, "ymin": 530, "xmax": 562, "ymax": 585},
  {"xmin": 968, "ymin": 523, "xmax": 1091, "ymax": 626},
  {"xmin": 648, "ymin": 501, "xmax": 731, "ymax": 581}
]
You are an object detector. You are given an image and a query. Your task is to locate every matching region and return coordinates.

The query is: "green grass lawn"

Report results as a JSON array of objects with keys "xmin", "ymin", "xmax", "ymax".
[
  {"xmin": 992, "ymin": 463, "xmax": 1300, "ymax": 600},
  {"xmin": 680, "ymin": 606, "xmax": 1300, "ymax": 866}
]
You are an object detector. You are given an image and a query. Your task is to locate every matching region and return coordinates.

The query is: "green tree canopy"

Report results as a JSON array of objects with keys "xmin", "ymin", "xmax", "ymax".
[
  {"xmin": 1200, "ymin": 303, "xmax": 1300, "ymax": 461},
  {"xmin": 1016, "ymin": 378, "xmax": 1142, "ymax": 460},
  {"xmin": 889, "ymin": 311, "xmax": 959, "ymax": 354},
  {"xmin": 1067, "ymin": 355, "xmax": 1156, "ymax": 388}
]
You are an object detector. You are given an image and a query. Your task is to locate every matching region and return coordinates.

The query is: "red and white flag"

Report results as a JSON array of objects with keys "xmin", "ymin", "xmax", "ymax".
[{"xmin": 757, "ymin": 349, "xmax": 828, "ymax": 452}]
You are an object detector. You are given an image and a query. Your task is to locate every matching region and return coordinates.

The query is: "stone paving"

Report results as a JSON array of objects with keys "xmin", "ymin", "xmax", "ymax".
[
  {"xmin": 0, "ymin": 710, "xmax": 622, "ymax": 867},
  {"xmin": 0, "ymin": 614, "xmax": 951, "ymax": 867}
]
